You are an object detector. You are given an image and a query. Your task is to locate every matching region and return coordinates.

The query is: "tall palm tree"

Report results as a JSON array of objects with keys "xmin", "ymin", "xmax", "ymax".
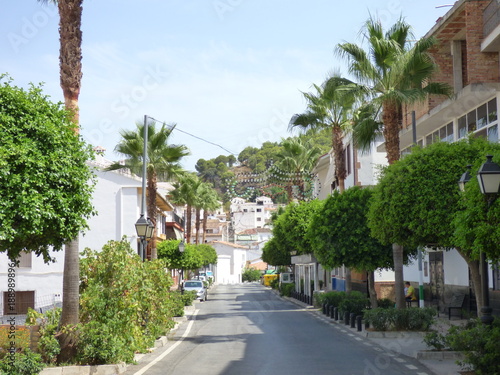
[
  {"xmin": 197, "ymin": 183, "xmax": 220, "ymax": 244},
  {"xmin": 289, "ymin": 74, "xmax": 359, "ymax": 193},
  {"xmin": 170, "ymin": 173, "xmax": 201, "ymax": 244},
  {"xmin": 336, "ymin": 17, "xmax": 451, "ymax": 308},
  {"xmin": 272, "ymin": 138, "xmax": 321, "ymax": 203},
  {"xmin": 38, "ymin": 0, "xmax": 83, "ymax": 361},
  {"xmin": 108, "ymin": 122, "xmax": 189, "ymax": 258}
]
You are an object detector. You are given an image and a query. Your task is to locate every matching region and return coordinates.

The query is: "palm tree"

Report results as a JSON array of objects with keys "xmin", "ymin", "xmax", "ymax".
[
  {"xmin": 197, "ymin": 184, "xmax": 220, "ymax": 243},
  {"xmin": 38, "ymin": 0, "xmax": 83, "ymax": 361},
  {"xmin": 108, "ymin": 121, "xmax": 189, "ymax": 258},
  {"xmin": 336, "ymin": 17, "xmax": 451, "ymax": 308},
  {"xmin": 272, "ymin": 138, "xmax": 321, "ymax": 203},
  {"xmin": 289, "ymin": 74, "xmax": 359, "ymax": 193},
  {"xmin": 170, "ymin": 173, "xmax": 201, "ymax": 244}
]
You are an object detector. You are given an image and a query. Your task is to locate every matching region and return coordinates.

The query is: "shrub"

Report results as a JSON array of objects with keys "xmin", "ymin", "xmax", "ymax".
[
  {"xmin": 26, "ymin": 307, "xmax": 61, "ymax": 364},
  {"xmin": 377, "ymin": 298, "xmax": 394, "ymax": 309},
  {"xmin": 242, "ymin": 268, "xmax": 262, "ymax": 282},
  {"xmin": 78, "ymin": 239, "xmax": 179, "ymax": 365},
  {"xmin": 364, "ymin": 307, "xmax": 436, "ymax": 331},
  {"xmin": 338, "ymin": 291, "xmax": 370, "ymax": 316},
  {"xmin": 423, "ymin": 331, "xmax": 448, "ymax": 351},
  {"xmin": 445, "ymin": 318, "xmax": 500, "ymax": 374},
  {"xmin": 280, "ymin": 283, "xmax": 295, "ymax": 297},
  {"xmin": 269, "ymin": 277, "xmax": 280, "ymax": 290},
  {"xmin": 0, "ymin": 349, "xmax": 44, "ymax": 375},
  {"xmin": 316, "ymin": 291, "xmax": 346, "ymax": 308}
]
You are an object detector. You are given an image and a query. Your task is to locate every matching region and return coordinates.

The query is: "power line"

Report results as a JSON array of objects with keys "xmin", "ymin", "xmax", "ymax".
[{"xmin": 147, "ymin": 116, "xmax": 238, "ymax": 156}]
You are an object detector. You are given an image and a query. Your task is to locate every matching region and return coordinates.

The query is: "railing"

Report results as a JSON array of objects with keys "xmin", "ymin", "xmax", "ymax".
[{"xmin": 484, "ymin": 0, "xmax": 500, "ymax": 38}]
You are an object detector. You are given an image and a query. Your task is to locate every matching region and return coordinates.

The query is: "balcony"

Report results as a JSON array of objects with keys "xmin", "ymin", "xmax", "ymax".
[{"xmin": 482, "ymin": 0, "xmax": 500, "ymax": 52}]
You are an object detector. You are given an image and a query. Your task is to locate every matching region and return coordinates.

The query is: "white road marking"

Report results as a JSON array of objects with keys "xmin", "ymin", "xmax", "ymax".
[
  {"xmin": 133, "ymin": 309, "xmax": 199, "ymax": 375},
  {"xmin": 406, "ymin": 364, "xmax": 418, "ymax": 370}
]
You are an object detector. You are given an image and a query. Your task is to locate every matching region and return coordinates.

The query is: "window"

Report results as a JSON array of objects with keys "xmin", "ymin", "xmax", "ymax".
[
  {"xmin": 17, "ymin": 251, "xmax": 32, "ymax": 268},
  {"xmin": 426, "ymin": 122, "xmax": 453, "ymax": 146},
  {"xmin": 256, "ymin": 208, "xmax": 262, "ymax": 212},
  {"xmin": 345, "ymin": 144, "xmax": 352, "ymax": 176},
  {"xmin": 3, "ymin": 291, "xmax": 35, "ymax": 315},
  {"xmin": 458, "ymin": 98, "xmax": 497, "ymax": 140},
  {"xmin": 256, "ymin": 217, "xmax": 262, "ymax": 221},
  {"xmin": 243, "ymin": 209, "xmax": 248, "ymax": 212}
]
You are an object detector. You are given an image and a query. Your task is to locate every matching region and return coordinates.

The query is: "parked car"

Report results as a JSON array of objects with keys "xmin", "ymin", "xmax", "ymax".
[{"xmin": 182, "ymin": 280, "xmax": 207, "ymax": 301}]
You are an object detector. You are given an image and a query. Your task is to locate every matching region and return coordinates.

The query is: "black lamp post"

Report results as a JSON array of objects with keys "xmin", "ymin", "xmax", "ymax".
[
  {"xmin": 135, "ymin": 214, "xmax": 149, "ymax": 261},
  {"xmin": 476, "ymin": 155, "xmax": 500, "ymax": 325}
]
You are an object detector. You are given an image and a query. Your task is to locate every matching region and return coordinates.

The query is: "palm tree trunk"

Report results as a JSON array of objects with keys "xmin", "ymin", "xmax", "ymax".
[
  {"xmin": 383, "ymin": 101, "xmax": 405, "ymax": 309},
  {"xmin": 332, "ymin": 126, "xmax": 346, "ymax": 193},
  {"xmin": 186, "ymin": 205, "xmax": 192, "ymax": 243},
  {"xmin": 56, "ymin": 0, "xmax": 83, "ymax": 364},
  {"xmin": 195, "ymin": 208, "xmax": 201, "ymax": 244},
  {"xmin": 202, "ymin": 211, "xmax": 208, "ymax": 243}
]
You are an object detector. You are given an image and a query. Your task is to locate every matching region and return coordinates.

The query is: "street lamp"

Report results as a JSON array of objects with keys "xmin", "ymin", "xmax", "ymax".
[
  {"xmin": 460, "ymin": 155, "xmax": 500, "ymax": 325},
  {"xmin": 135, "ymin": 214, "xmax": 149, "ymax": 261},
  {"xmin": 146, "ymin": 218, "xmax": 155, "ymax": 240},
  {"xmin": 178, "ymin": 240, "xmax": 185, "ymax": 253}
]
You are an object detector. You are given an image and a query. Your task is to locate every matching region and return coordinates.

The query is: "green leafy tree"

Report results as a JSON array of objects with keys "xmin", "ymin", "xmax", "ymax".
[
  {"xmin": 337, "ymin": 17, "xmax": 451, "ymax": 308},
  {"xmin": 368, "ymin": 138, "xmax": 500, "ymax": 313},
  {"xmin": 108, "ymin": 121, "xmax": 189, "ymax": 258},
  {"xmin": 0, "ymin": 77, "xmax": 94, "ymax": 262},
  {"xmin": 308, "ymin": 187, "xmax": 393, "ymax": 307},
  {"xmin": 272, "ymin": 200, "xmax": 323, "ymax": 256},
  {"xmin": 262, "ymin": 237, "xmax": 291, "ymax": 267}
]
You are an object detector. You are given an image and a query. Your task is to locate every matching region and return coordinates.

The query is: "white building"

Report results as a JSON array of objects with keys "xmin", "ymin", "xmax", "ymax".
[
  {"xmin": 211, "ymin": 241, "xmax": 248, "ymax": 284},
  {"xmin": 230, "ymin": 196, "xmax": 276, "ymax": 234}
]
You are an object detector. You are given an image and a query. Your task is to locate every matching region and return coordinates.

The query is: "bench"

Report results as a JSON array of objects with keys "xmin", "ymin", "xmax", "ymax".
[{"xmin": 447, "ymin": 293, "xmax": 466, "ymax": 320}]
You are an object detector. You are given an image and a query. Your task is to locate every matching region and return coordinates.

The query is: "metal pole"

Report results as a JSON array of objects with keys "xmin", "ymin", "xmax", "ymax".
[
  {"xmin": 140, "ymin": 115, "xmax": 148, "ymax": 261},
  {"xmin": 412, "ymin": 111, "xmax": 425, "ymax": 308}
]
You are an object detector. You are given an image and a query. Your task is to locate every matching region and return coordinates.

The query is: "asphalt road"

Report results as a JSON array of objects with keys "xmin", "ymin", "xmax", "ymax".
[{"xmin": 124, "ymin": 283, "xmax": 435, "ymax": 375}]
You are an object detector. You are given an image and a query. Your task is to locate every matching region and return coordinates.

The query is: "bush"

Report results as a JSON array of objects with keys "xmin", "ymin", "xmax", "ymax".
[
  {"xmin": 269, "ymin": 277, "xmax": 279, "ymax": 290},
  {"xmin": 363, "ymin": 307, "xmax": 436, "ymax": 331},
  {"xmin": 78, "ymin": 239, "xmax": 179, "ymax": 365},
  {"xmin": 445, "ymin": 318, "xmax": 500, "ymax": 374},
  {"xmin": 242, "ymin": 268, "xmax": 261, "ymax": 282},
  {"xmin": 338, "ymin": 291, "xmax": 370, "ymax": 316},
  {"xmin": 423, "ymin": 331, "xmax": 448, "ymax": 351},
  {"xmin": 280, "ymin": 283, "xmax": 295, "ymax": 297},
  {"xmin": 26, "ymin": 307, "xmax": 61, "ymax": 364},
  {"xmin": 315, "ymin": 291, "xmax": 346, "ymax": 308},
  {"xmin": 0, "ymin": 349, "xmax": 44, "ymax": 375},
  {"xmin": 377, "ymin": 298, "xmax": 394, "ymax": 309}
]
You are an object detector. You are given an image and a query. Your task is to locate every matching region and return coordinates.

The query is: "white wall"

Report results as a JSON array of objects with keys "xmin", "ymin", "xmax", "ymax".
[{"xmin": 444, "ymin": 250, "xmax": 470, "ymax": 287}]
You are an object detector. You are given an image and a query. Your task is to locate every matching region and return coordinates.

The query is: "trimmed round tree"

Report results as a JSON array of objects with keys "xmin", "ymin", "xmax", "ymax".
[
  {"xmin": 0, "ymin": 77, "xmax": 95, "ymax": 261},
  {"xmin": 308, "ymin": 187, "xmax": 392, "ymax": 306},
  {"xmin": 368, "ymin": 138, "xmax": 500, "ymax": 312}
]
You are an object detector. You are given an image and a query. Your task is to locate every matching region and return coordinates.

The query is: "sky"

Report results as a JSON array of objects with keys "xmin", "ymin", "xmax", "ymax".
[{"xmin": 1, "ymin": 1, "xmax": 453, "ymax": 171}]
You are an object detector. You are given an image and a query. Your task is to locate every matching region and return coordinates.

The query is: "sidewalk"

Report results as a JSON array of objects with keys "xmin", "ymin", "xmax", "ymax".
[{"xmin": 280, "ymin": 293, "xmax": 466, "ymax": 375}]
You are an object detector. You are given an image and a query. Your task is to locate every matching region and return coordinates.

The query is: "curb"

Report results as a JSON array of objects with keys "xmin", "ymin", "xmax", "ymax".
[{"xmin": 40, "ymin": 306, "xmax": 194, "ymax": 375}]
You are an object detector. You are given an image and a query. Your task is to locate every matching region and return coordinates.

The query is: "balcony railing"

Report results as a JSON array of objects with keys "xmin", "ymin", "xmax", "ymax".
[{"xmin": 484, "ymin": 0, "xmax": 500, "ymax": 38}]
